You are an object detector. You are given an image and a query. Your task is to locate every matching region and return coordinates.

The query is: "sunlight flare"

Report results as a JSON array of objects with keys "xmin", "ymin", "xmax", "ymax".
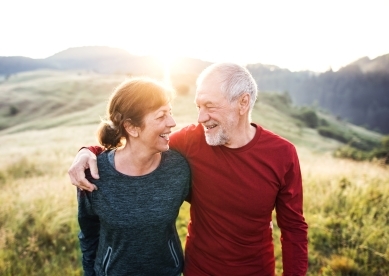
[{"xmin": 155, "ymin": 51, "xmax": 178, "ymax": 85}]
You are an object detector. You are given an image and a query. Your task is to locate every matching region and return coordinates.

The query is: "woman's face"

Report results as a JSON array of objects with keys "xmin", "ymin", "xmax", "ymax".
[{"xmin": 138, "ymin": 103, "xmax": 176, "ymax": 153}]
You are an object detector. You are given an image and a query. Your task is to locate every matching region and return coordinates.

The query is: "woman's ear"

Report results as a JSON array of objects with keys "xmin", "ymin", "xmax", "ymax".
[
  {"xmin": 124, "ymin": 121, "xmax": 139, "ymax": 138},
  {"xmin": 239, "ymin": 93, "xmax": 250, "ymax": 115}
]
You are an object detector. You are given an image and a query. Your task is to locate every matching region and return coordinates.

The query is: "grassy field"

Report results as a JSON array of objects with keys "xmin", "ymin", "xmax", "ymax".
[{"xmin": 0, "ymin": 70, "xmax": 388, "ymax": 275}]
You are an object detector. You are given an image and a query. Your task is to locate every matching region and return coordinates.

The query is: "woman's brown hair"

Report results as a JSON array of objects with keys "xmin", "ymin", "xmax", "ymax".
[{"xmin": 97, "ymin": 77, "xmax": 174, "ymax": 150}]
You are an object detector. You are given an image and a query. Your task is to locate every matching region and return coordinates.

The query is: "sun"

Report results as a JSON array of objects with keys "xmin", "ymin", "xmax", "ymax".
[
  {"xmin": 121, "ymin": 43, "xmax": 182, "ymax": 84},
  {"xmin": 154, "ymin": 51, "xmax": 179, "ymax": 85}
]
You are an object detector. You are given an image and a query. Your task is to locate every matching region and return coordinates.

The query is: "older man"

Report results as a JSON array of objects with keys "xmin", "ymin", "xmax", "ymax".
[{"xmin": 69, "ymin": 63, "xmax": 308, "ymax": 275}]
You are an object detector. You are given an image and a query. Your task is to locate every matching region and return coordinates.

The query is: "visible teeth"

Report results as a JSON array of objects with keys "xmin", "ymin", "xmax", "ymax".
[
  {"xmin": 206, "ymin": 125, "xmax": 217, "ymax": 130},
  {"xmin": 159, "ymin": 134, "xmax": 169, "ymax": 140}
]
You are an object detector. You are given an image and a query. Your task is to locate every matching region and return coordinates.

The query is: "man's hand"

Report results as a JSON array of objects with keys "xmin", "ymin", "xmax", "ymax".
[{"xmin": 68, "ymin": 148, "xmax": 99, "ymax": 192}]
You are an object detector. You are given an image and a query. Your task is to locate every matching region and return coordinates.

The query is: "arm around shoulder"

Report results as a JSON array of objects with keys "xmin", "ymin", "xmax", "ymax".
[{"xmin": 68, "ymin": 146, "xmax": 103, "ymax": 192}]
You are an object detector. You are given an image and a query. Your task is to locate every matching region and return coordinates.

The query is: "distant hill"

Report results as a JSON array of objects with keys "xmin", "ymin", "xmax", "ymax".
[
  {"xmin": 0, "ymin": 56, "xmax": 55, "ymax": 75},
  {"xmin": 1, "ymin": 47, "xmax": 388, "ymax": 133},
  {"xmin": 46, "ymin": 46, "xmax": 164, "ymax": 76},
  {"xmin": 0, "ymin": 69, "xmax": 382, "ymax": 154},
  {"xmin": 345, "ymin": 54, "xmax": 389, "ymax": 73},
  {"xmin": 0, "ymin": 46, "xmax": 211, "ymax": 77},
  {"xmin": 0, "ymin": 46, "xmax": 164, "ymax": 76},
  {"xmin": 0, "ymin": 70, "xmax": 125, "ymax": 133},
  {"xmin": 248, "ymin": 54, "xmax": 389, "ymax": 134}
]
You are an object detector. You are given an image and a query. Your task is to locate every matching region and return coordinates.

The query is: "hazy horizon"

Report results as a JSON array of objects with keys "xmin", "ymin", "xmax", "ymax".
[{"xmin": 1, "ymin": 0, "xmax": 388, "ymax": 72}]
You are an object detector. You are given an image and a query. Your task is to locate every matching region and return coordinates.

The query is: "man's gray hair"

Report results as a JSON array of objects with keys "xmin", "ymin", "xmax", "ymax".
[{"xmin": 196, "ymin": 62, "xmax": 258, "ymax": 112}]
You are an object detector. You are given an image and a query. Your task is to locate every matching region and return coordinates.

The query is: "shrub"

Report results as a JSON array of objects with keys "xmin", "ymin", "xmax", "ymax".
[
  {"xmin": 318, "ymin": 126, "xmax": 349, "ymax": 143},
  {"xmin": 295, "ymin": 108, "xmax": 319, "ymax": 128},
  {"xmin": 8, "ymin": 105, "xmax": 19, "ymax": 116},
  {"xmin": 259, "ymin": 92, "xmax": 293, "ymax": 113},
  {"xmin": 333, "ymin": 135, "xmax": 389, "ymax": 162},
  {"xmin": 319, "ymin": 118, "xmax": 329, "ymax": 126},
  {"xmin": 334, "ymin": 146, "xmax": 369, "ymax": 161}
]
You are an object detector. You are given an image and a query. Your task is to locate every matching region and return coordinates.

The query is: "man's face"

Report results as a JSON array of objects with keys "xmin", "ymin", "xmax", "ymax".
[{"xmin": 195, "ymin": 76, "xmax": 239, "ymax": 146}]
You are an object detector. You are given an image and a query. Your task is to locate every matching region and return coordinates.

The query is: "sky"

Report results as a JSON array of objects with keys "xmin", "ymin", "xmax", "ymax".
[{"xmin": 1, "ymin": 0, "xmax": 388, "ymax": 72}]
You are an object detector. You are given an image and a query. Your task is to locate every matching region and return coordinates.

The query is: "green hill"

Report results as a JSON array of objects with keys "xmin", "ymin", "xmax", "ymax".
[
  {"xmin": 0, "ymin": 69, "xmax": 382, "ymax": 148},
  {"xmin": 0, "ymin": 70, "xmax": 124, "ymax": 133},
  {"xmin": 2, "ymin": 46, "xmax": 388, "ymax": 134}
]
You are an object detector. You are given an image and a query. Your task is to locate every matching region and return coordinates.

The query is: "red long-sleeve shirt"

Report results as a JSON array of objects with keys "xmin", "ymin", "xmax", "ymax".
[
  {"xmin": 89, "ymin": 123, "xmax": 308, "ymax": 275},
  {"xmin": 169, "ymin": 123, "xmax": 308, "ymax": 276}
]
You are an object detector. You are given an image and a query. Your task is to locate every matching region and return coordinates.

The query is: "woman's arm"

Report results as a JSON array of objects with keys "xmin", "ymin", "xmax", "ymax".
[{"xmin": 77, "ymin": 187, "xmax": 100, "ymax": 276}]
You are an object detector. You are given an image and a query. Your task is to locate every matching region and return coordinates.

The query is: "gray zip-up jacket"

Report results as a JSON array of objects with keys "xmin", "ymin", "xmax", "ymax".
[{"xmin": 77, "ymin": 150, "xmax": 191, "ymax": 276}]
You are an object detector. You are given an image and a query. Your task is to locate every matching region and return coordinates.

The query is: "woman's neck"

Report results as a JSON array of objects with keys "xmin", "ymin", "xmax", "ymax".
[{"xmin": 114, "ymin": 145, "xmax": 161, "ymax": 176}]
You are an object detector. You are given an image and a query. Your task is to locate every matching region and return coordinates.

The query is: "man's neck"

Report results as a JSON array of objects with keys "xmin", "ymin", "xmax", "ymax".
[{"xmin": 224, "ymin": 123, "xmax": 256, "ymax": 149}]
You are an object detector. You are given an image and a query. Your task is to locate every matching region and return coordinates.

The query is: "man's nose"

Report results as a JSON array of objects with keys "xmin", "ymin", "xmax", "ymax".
[{"xmin": 197, "ymin": 108, "xmax": 210, "ymax": 124}]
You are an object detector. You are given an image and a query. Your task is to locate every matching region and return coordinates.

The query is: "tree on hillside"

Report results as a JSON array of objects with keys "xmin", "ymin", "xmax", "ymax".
[{"xmin": 248, "ymin": 62, "xmax": 389, "ymax": 134}]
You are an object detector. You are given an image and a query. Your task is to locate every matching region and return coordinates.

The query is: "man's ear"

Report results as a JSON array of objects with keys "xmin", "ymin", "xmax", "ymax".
[
  {"xmin": 124, "ymin": 121, "xmax": 139, "ymax": 137},
  {"xmin": 238, "ymin": 93, "xmax": 250, "ymax": 115}
]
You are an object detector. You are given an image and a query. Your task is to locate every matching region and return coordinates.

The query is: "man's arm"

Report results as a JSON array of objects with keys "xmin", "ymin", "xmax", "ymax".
[
  {"xmin": 275, "ymin": 146, "xmax": 308, "ymax": 275},
  {"xmin": 68, "ymin": 146, "xmax": 103, "ymax": 192}
]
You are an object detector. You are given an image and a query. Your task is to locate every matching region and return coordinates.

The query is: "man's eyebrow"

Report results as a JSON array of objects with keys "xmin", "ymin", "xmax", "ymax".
[
  {"xmin": 205, "ymin": 101, "xmax": 216, "ymax": 106},
  {"xmin": 196, "ymin": 100, "xmax": 214, "ymax": 106}
]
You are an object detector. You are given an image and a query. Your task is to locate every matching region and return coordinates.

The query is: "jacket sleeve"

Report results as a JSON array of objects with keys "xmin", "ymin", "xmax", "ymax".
[
  {"xmin": 275, "ymin": 146, "xmax": 308, "ymax": 275},
  {"xmin": 77, "ymin": 184, "xmax": 100, "ymax": 276}
]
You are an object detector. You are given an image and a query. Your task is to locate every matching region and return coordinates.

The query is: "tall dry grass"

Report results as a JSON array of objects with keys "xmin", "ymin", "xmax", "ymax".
[
  {"xmin": 298, "ymin": 148, "xmax": 389, "ymax": 275},
  {"xmin": 0, "ymin": 125, "xmax": 97, "ymax": 275},
  {"xmin": 1, "ymin": 125, "xmax": 388, "ymax": 275}
]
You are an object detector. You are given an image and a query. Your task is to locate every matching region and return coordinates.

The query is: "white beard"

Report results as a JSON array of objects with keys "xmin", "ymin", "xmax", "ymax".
[
  {"xmin": 204, "ymin": 117, "xmax": 235, "ymax": 146},
  {"xmin": 205, "ymin": 126, "xmax": 229, "ymax": 146}
]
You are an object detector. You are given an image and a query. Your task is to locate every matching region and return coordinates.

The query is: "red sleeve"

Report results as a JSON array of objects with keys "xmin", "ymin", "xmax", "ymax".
[
  {"xmin": 169, "ymin": 125, "xmax": 194, "ymax": 157},
  {"xmin": 169, "ymin": 126, "xmax": 193, "ymax": 203},
  {"xmin": 85, "ymin": 146, "xmax": 104, "ymax": 155},
  {"xmin": 169, "ymin": 130, "xmax": 181, "ymax": 152},
  {"xmin": 275, "ymin": 146, "xmax": 308, "ymax": 275}
]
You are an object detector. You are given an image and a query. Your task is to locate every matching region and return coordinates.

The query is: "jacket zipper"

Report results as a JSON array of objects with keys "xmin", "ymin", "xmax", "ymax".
[
  {"xmin": 102, "ymin": 246, "xmax": 112, "ymax": 275},
  {"xmin": 168, "ymin": 240, "xmax": 179, "ymax": 267}
]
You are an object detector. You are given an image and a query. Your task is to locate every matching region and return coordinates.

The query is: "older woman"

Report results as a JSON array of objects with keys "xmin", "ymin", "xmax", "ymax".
[{"xmin": 77, "ymin": 77, "xmax": 190, "ymax": 276}]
